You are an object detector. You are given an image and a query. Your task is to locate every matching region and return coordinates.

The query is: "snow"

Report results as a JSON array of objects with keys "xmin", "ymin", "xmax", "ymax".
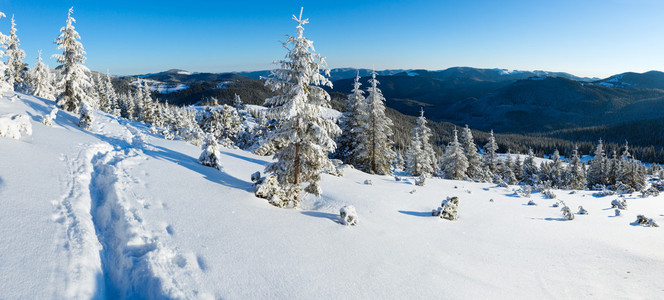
[
  {"xmin": 130, "ymin": 79, "xmax": 189, "ymax": 94},
  {"xmin": 0, "ymin": 113, "xmax": 31, "ymax": 139},
  {"xmin": 1, "ymin": 91, "xmax": 664, "ymax": 298}
]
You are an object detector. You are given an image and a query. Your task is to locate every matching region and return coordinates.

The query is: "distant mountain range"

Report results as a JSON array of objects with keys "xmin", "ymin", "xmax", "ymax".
[{"xmin": 124, "ymin": 67, "xmax": 664, "ymax": 144}]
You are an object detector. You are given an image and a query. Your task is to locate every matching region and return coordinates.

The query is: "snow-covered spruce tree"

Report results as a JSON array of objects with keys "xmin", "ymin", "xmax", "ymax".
[
  {"xmin": 353, "ymin": 71, "xmax": 396, "ymax": 175},
  {"xmin": 262, "ymin": 8, "xmax": 341, "ymax": 202},
  {"xmin": 513, "ymin": 155, "xmax": 523, "ymax": 182},
  {"xmin": 540, "ymin": 149, "xmax": 563, "ymax": 187},
  {"xmin": 441, "ymin": 129, "xmax": 468, "ymax": 180},
  {"xmin": 199, "ymin": 134, "xmax": 223, "ymax": 170},
  {"xmin": 103, "ymin": 71, "xmax": 120, "ymax": 116},
  {"xmin": 29, "ymin": 51, "xmax": 56, "ymax": 100},
  {"xmin": 233, "ymin": 93, "xmax": 244, "ymax": 110},
  {"xmin": 405, "ymin": 109, "xmax": 436, "ymax": 177},
  {"xmin": 615, "ymin": 142, "xmax": 646, "ymax": 191},
  {"xmin": 78, "ymin": 99, "xmax": 93, "ymax": 130},
  {"xmin": 460, "ymin": 125, "xmax": 483, "ymax": 181},
  {"xmin": 0, "ymin": 12, "xmax": 11, "ymax": 92},
  {"xmin": 5, "ymin": 15, "xmax": 27, "ymax": 92},
  {"xmin": 501, "ymin": 152, "xmax": 518, "ymax": 185},
  {"xmin": 335, "ymin": 73, "xmax": 365, "ymax": 165},
  {"xmin": 564, "ymin": 146, "xmax": 586, "ymax": 190},
  {"xmin": 53, "ymin": 7, "xmax": 92, "ymax": 113},
  {"xmin": 521, "ymin": 149, "xmax": 539, "ymax": 185},
  {"xmin": 483, "ymin": 130, "xmax": 499, "ymax": 175},
  {"xmin": 587, "ymin": 139, "xmax": 608, "ymax": 188},
  {"xmin": 93, "ymin": 74, "xmax": 109, "ymax": 112}
]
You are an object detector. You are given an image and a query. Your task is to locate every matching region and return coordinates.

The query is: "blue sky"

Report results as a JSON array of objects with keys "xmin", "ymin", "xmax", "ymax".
[{"xmin": 4, "ymin": 0, "xmax": 664, "ymax": 78}]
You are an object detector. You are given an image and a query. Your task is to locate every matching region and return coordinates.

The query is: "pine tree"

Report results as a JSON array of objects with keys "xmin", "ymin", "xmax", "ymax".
[
  {"xmin": 78, "ymin": 99, "xmax": 93, "ymax": 130},
  {"xmin": 233, "ymin": 93, "xmax": 244, "ymax": 110},
  {"xmin": 483, "ymin": 130, "xmax": 499, "ymax": 174},
  {"xmin": 0, "ymin": 12, "xmax": 11, "ymax": 92},
  {"xmin": 103, "ymin": 71, "xmax": 120, "ymax": 116},
  {"xmin": 460, "ymin": 125, "xmax": 483, "ymax": 181},
  {"xmin": 262, "ymin": 8, "xmax": 341, "ymax": 202},
  {"xmin": 501, "ymin": 152, "xmax": 518, "ymax": 184},
  {"xmin": 335, "ymin": 74, "xmax": 364, "ymax": 164},
  {"xmin": 353, "ymin": 71, "xmax": 396, "ymax": 174},
  {"xmin": 5, "ymin": 15, "xmax": 26, "ymax": 91},
  {"xmin": 53, "ymin": 7, "xmax": 92, "ymax": 113},
  {"xmin": 199, "ymin": 134, "xmax": 223, "ymax": 170},
  {"xmin": 564, "ymin": 146, "xmax": 586, "ymax": 190},
  {"xmin": 441, "ymin": 129, "xmax": 468, "ymax": 180},
  {"xmin": 513, "ymin": 155, "xmax": 523, "ymax": 182},
  {"xmin": 29, "ymin": 51, "xmax": 56, "ymax": 100},
  {"xmin": 587, "ymin": 139, "xmax": 607, "ymax": 188},
  {"xmin": 405, "ymin": 109, "xmax": 437, "ymax": 177},
  {"xmin": 521, "ymin": 149, "xmax": 539, "ymax": 185}
]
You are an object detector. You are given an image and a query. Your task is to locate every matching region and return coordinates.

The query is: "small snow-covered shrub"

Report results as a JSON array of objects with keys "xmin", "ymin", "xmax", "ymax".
[
  {"xmin": 328, "ymin": 164, "xmax": 350, "ymax": 177},
  {"xmin": 251, "ymin": 171, "xmax": 262, "ymax": 184},
  {"xmin": 340, "ymin": 206, "xmax": 358, "ymax": 226},
  {"xmin": 651, "ymin": 180, "xmax": 664, "ymax": 191},
  {"xmin": 561, "ymin": 204, "xmax": 575, "ymax": 220},
  {"xmin": 641, "ymin": 187, "xmax": 660, "ymax": 198},
  {"xmin": 543, "ymin": 190, "xmax": 557, "ymax": 199},
  {"xmin": 254, "ymin": 175, "xmax": 297, "ymax": 208},
  {"xmin": 78, "ymin": 101, "xmax": 94, "ymax": 130},
  {"xmin": 611, "ymin": 199, "xmax": 627, "ymax": 210},
  {"xmin": 594, "ymin": 188, "xmax": 615, "ymax": 197},
  {"xmin": 614, "ymin": 182, "xmax": 636, "ymax": 194},
  {"xmin": 496, "ymin": 180, "xmax": 508, "ymax": 188},
  {"xmin": 434, "ymin": 196, "xmax": 459, "ymax": 221},
  {"xmin": 394, "ymin": 176, "xmax": 402, "ymax": 182},
  {"xmin": 364, "ymin": 179, "xmax": 372, "ymax": 185},
  {"xmin": 199, "ymin": 135, "xmax": 223, "ymax": 170},
  {"xmin": 409, "ymin": 189, "xmax": 416, "ymax": 194},
  {"xmin": 591, "ymin": 184, "xmax": 606, "ymax": 191},
  {"xmin": 577, "ymin": 206, "xmax": 588, "ymax": 215},
  {"xmin": 552, "ymin": 202, "xmax": 559, "ymax": 208},
  {"xmin": 0, "ymin": 114, "xmax": 32, "ymax": 139},
  {"xmin": 527, "ymin": 200, "xmax": 537, "ymax": 206},
  {"xmin": 415, "ymin": 175, "xmax": 426, "ymax": 186},
  {"xmin": 614, "ymin": 209, "xmax": 621, "ymax": 216},
  {"xmin": 40, "ymin": 107, "xmax": 58, "ymax": 126},
  {"xmin": 634, "ymin": 215, "xmax": 659, "ymax": 227},
  {"xmin": 515, "ymin": 186, "xmax": 531, "ymax": 198}
]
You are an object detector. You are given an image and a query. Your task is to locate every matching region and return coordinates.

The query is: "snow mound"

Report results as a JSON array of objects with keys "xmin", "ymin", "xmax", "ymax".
[{"xmin": 0, "ymin": 113, "xmax": 32, "ymax": 139}]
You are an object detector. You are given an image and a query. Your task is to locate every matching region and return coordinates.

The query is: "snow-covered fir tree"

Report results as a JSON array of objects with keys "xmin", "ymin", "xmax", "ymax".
[
  {"xmin": 540, "ymin": 149, "xmax": 563, "ymax": 187},
  {"xmin": 460, "ymin": 125, "xmax": 483, "ymax": 181},
  {"xmin": 78, "ymin": 99, "xmax": 93, "ymax": 130},
  {"xmin": 483, "ymin": 130, "xmax": 499, "ymax": 175},
  {"xmin": 53, "ymin": 7, "xmax": 92, "ymax": 113},
  {"xmin": 405, "ymin": 109, "xmax": 437, "ymax": 177},
  {"xmin": 0, "ymin": 12, "xmax": 11, "ymax": 92},
  {"xmin": 199, "ymin": 134, "xmax": 223, "ymax": 170},
  {"xmin": 335, "ymin": 74, "xmax": 365, "ymax": 165},
  {"xmin": 353, "ymin": 71, "xmax": 395, "ymax": 175},
  {"xmin": 501, "ymin": 152, "xmax": 518, "ymax": 185},
  {"xmin": 103, "ymin": 71, "xmax": 120, "ymax": 116},
  {"xmin": 262, "ymin": 8, "xmax": 341, "ymax": 202},
  {"xmin": 233, "ymin": 93, "xmax": 244, "ymax": 110},
  {"xmin": 521, "ymin": 149, "xmax": 539, "ymax": 185},
  {"xmin": 441, "ymin": 129, "xmax": 468, "ymax": 180},
  {"xmin": 564, "ymin": 146, "xmax": 586, "ymax": 190},
  {"xmin": 29, "ymin": 51, "xmax": 56, "ymax": 100},
  {"xmin": 513, "ymin": 155, "xmax": 523, "ymax": 182},
  {"xmin": 587, "ymin": 139, "xmax": 608, "ymax": 188},
  {"xmin": 5, "ymin": 15, "xmax": 26, "ymax": 92}
]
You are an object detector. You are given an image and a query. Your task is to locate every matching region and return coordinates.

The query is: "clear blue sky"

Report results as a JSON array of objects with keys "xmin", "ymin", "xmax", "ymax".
[{"xmin": 4, "ymin": 0, "xmax": 664, "ymax": 78}]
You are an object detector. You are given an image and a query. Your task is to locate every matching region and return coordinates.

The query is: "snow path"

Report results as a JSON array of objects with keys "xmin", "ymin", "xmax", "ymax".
[{"xmin": 53, "ymin": 115, "xmax": 203, "ymax": 299}]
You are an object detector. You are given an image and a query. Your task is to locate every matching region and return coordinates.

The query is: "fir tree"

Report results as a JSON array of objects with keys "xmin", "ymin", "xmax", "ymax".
[
  {"xmin": 78, "ymin": 99, "xmax": 93, "ymax": 130},
  {"xmin": 262, "ymin": 8, "xmax": 341, "ymax": 202},
  {"xmin": 5, "ymin": 15, "xmax": 26, "ymax": 91},
  {"xmin": 521, "ymin": 149, "xmax": 539, "ymax": 185},
  {"xmin": 441, "ymin": 129, "xmax": 468, "ymax": 180},
  {"xmin": 461, "ymin": 125, "xmax": 483, "ymax": 181},
  {"xmin": 587, "ymin": 139, "xmax": 608, "ymax": 188},
  {"xmin": 564, "ymin": 146, "xmax": 586, "ymax": 190},
  {"xmin": 405, "ymin": 109, "xmax": 437, "ymax": 177},
  {"xmin": 199, "ymin": 134, "xmax": 223, "ymax": 170},
  {"xmin": 53, "ymin": 7, "xmax": 92, "ymax": 113},
  {"xmin": 335, "ymin": 74, "xmax": 364, "ymax": 164},
  {"xmin": 353, "ymin": 71, "xmax": 396, "ymax": 175},
  {"xmin": 0, "ymin": 12, "xmax": 11, "ymax": 92},
  {"xmin": 483, "ymin": 130, "xmax": 499, "ymax": 174},
  {"xmin": 501, "ymin": 152, "xmax": 518, "ymax": 185},
  {"xmin": 29, "ymin": 51, "xmax": 56, "ymax": 100}
]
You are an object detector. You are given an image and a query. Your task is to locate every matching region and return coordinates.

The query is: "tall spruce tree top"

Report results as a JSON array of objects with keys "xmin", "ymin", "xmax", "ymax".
[
  {"xmin": 53, "ymin": 7, "xmax": 91, "ymax": 113},
  {"xmin": 415, "ymin": 109, "xmax": 437, "ymax": 171},
  {"xmin": 461, "ymin": 125, "xmax": 483, "ymax": 181},
  {"xmin": 263, "ymin": 7, "xmax": 340, "ymax": 202},
  {"xmin": 587, "ymin": 139, "xmax": 607, "ymax": 187},
  {"xmin": 6, "ymin": 15, "xmax": 26, "ymax": 91},
  {"xmin": 354, "ymin": 71, "xmax": 396, "ymax": 174},
  {"xmin": 483, "ymin": 130, "xmax": 499, "ymax": 174},
  {"xmin": 441, "ymin": 128, "xmax": 468, "ymax": 180}
]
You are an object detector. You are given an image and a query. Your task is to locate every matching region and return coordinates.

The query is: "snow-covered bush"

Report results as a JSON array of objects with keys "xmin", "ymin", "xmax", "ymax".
[
  {"xmin": 254, "ymin": 174, "xmax": 297, "ymax": 208},
  {"xmin": 251, "ymin": 171, "xmax": 262, "ymax": 184},
  {"xmin": 432, "ymin": 196, "xmax": 459, "ymax": 221},
  {"xmin": 611, "ymin": 199, "xmax": 627, "ymax": 210},
  {"xmin": 614, "ymin": 209, "xmax": 621, "ymax": 217},
  {"xmin": 340, "ymin": 205, "xmax": 358, "ymax": 226},
  {"xmin": 552, "ymin": 202, "xmax": 559, "ymax": 208},
  {"xmin": 415, "ymin": 174, "xmax": 426, "ymax": 186},
  {"xmin": 593, "ymin": 188, "xmax": 615, "ymax": 197},
  {"xmin": 78, "ymin": 101, "xmax": 94, "ymax": 130},
  {"xmin": 577, "ymin": 206, "xmax": 588, "ymax": 215},
  {"xmin": 614, "ymin": 182, "xmax": 636, "ymax": 194},
  {"xmin": 543, "ymin": 190, "xmax": 556, "ymax": 199},
  {"xmin": 527, "ymin": 200, "xmax": 537, "ymax": 206},
  {"xmin": 651, "ymin": 180, "xmax": 664, "ymax": 191},
  {"xmin": 364, "ymin": 179, "xmax": 372, "ymax": 185},
  {"xmin": 515, "ymin": 186, "xmax": 531, "ymax": 198},
  {"xmin": 640, "ymin": 187, "xmax": 660, "ymax": 198},
  {"xmin": 561, "ymin": 204, "xmax": 574, "ymax": 220},
  {"xmin": 0, "ymin": 114, "xmax": 32, "ymax": 139},
  {"xmin": 634, "ymin": 215, "xmax": 658, "ymax": 227},
  {"xmin": 198, "ymin": 135, "xmax": 222, "ymax": 170}
]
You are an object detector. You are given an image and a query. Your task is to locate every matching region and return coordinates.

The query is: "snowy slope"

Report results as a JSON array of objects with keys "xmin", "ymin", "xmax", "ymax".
[{"xmin": 1, "ymin": 91, "xmax": 663, "ymax": 299}]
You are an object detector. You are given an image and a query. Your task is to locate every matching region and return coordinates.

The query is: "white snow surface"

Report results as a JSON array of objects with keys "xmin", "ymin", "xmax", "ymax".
[{"xmin": 1, "ymin": 91, "xmax": 664, "ymax": 299}]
